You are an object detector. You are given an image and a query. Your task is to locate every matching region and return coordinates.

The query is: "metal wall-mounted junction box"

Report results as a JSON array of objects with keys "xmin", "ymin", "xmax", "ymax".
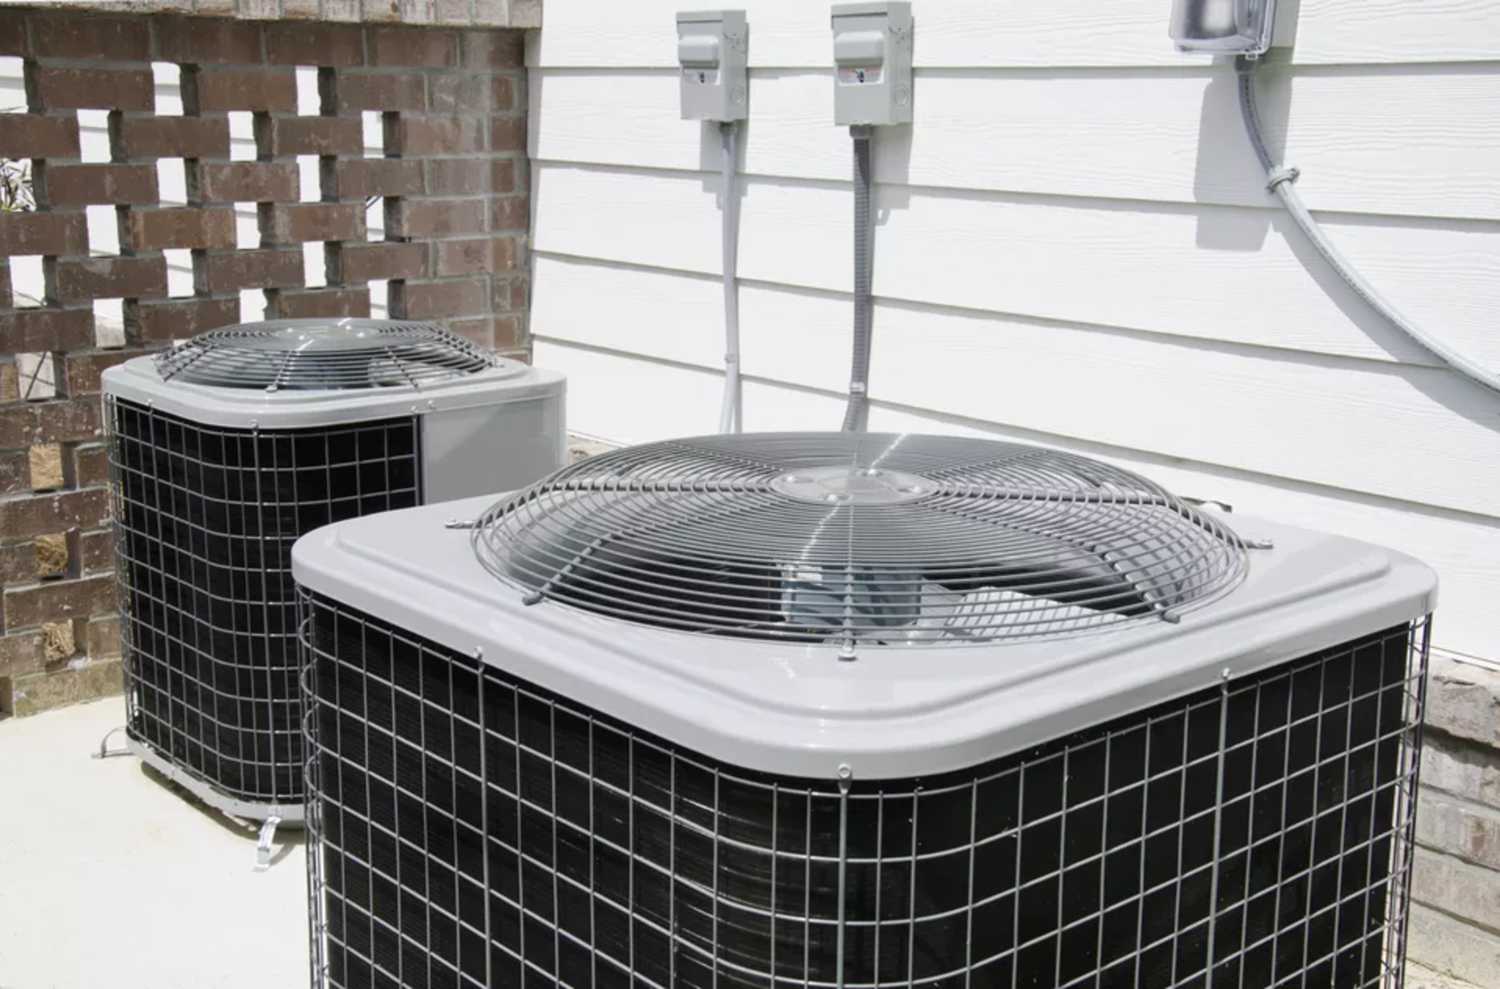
[
  {"xmin": 1169, "ymin": 0, "xmax": 1279, "ymax": 55},
  {"xmin": 830, "ymin": 1, "xmax": 913, "ymax": 126},
  {"xmin": 676, "ymin": 9, "xmax": 748, "ymax": 122}
]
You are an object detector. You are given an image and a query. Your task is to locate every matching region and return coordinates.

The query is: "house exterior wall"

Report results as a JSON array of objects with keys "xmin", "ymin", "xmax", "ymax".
[
  {"xmin": 526, "ymin": 0, "xmax": 1500, "ymax": 667},
  {"xmin": 524, "ymin": 1, "xmax": 1500, "ymax": 979},
  {"xmin": 0, "ymin": 6, "xmax": 529, "ymax": 715}
]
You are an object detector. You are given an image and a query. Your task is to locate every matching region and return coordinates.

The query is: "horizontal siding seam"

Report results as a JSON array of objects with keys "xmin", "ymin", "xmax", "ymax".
[
  {"xmin": 533, "ymin": 334, "xmax": 1500, "ymax": 528},
  {"xmin": 529, "ymin": 158, "xmax": 1500, "ymax": 231},
  {"xmin": 528, "ymin": 249, "xmax": 1450, "ymax": 374},
  {"xmin": 531, "ymin": 62, "xmax": 1500, "ymax": 78},
  {"xmin": 530, "ymin": 58, "xmax": 1500, "ymax": 71}
]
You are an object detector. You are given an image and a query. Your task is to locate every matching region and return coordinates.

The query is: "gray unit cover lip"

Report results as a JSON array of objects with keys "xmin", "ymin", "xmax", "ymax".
[
  {"xmin": 292, "ymin": 490, "xmax": 1437, "ymax": 781},
  {"xmin": 102, "ymin": 348, "xmax": 561, "ymax": 431}
]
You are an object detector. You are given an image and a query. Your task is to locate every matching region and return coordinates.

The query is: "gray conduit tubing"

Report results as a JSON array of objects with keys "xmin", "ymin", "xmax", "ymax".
[
  {"xmin": 719, "ymin": 121, "xmax": 743, "ymax": 433},
  {"xmin": 842, "ymin": 124, "xmax": 874, "ymax": 432},
  {"xmin": 1236, "ymin": 56, "xmax": 1500, "ymax": 396}
]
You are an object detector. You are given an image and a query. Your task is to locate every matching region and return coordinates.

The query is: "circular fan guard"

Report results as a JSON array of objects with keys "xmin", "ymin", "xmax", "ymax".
[
  {"xmin": 473, "ymin": 434, "xmax": 1250, "ymax": 647},
  {"xmin": 155, "ymin": 319, "xmax": 500, "ymax": 390}
]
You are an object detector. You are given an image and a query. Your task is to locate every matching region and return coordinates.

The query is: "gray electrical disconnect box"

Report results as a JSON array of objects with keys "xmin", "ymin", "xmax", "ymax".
[
  {"xmin": 830, "ymin": 1, "xmax": 913, "ymax": 126},
  {"xmin": 676, "ymin": 10, "xmax": 748, "ymax": 122}
]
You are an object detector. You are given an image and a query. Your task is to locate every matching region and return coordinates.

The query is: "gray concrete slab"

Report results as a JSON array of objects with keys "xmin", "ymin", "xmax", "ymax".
[
  {"xmin": 1412, "ymin": 962, "xmax": 1491, "ymax": 989},
  {"xmin": 0, "ymin": 698, "xmax": 307, "ymax": 989}
]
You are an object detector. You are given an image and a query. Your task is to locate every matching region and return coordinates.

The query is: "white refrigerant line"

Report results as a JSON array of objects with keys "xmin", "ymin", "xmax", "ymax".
[
  {"xmin": 719, "ymin": 121, "xmax": 743, "ymax": 433},
  {"xmin": 842, "ymin": 124, "xmax": 874, "ymax": 432}
]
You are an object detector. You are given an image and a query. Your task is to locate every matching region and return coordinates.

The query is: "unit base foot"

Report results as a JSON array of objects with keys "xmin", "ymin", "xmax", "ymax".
[
  {"xmin": 255, "ymin": 815, "xmax": 283, "ymax": 872},
  {"xmin": 92, "ymin": 725, "xmax": 129, "ymax": 760}
]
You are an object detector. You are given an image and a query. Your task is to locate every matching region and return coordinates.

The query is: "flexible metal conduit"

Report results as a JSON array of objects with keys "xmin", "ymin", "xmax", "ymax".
[
  {"xmin": 719, "ymin": 122, "xmax": 743, "ymax": 433},
  {"xmin": 1236, "ymin": 57, "xmax": 1500, "ymax": 396},
  {"xmin": 842, "ymin": 124, "xmax": 874, "ymax": 432}
]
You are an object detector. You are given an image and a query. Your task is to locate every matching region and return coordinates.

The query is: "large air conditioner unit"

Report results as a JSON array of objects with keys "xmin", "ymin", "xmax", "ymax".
[
  {"xmin": 103, "ymin": 319, "xmax": 565, "ymax": 851},
  {"xmin": 295, "ymin": 433, "xmax": 1432, "ymax": 989}
]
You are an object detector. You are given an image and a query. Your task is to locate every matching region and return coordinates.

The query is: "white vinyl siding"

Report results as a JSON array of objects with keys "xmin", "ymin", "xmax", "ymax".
[{"xmin": 528, "ymin": 0, "xmax": 1500, "ymax": 664}]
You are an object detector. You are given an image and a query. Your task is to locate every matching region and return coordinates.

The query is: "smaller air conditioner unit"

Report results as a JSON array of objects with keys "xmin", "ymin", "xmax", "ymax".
[
  {"xmin": 102, "ymin": 319, "xmax": 565, "ymax": 851},
  {"xmin": 295, "ymin": 433, "xmax": 1434, "ymax": 988}
]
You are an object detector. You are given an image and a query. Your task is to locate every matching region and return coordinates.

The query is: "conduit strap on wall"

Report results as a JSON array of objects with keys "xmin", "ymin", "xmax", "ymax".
[
  {"xmin": 1236, "ymin": 56, "xmax": 1500, "ymax": 396},
  {"xmin": 843, "ymin": 124, "xmax": 874, "ymax": 432},
  {"xmin": 719, "ymin": 121, "xmax": 743, "ymax": 433}
]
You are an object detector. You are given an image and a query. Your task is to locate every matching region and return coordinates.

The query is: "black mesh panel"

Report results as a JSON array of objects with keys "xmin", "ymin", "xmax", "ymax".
[
  {"xmin": 110, "ymin": 397, "xmax": 421, "ymax": 806},
  {"xmin": 303, "ymin": 598, "xmax": 1427, "ymax": 989}
]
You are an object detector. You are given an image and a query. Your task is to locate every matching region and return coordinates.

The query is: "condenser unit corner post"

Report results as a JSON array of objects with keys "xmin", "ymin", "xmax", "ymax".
[
  {"xmin": 98, "ymin": 319, "xmax": 564, "ymax": 868},
  {"xmin": 299, "ymin": 431, "xmax": 1437, "ymax": 987}
]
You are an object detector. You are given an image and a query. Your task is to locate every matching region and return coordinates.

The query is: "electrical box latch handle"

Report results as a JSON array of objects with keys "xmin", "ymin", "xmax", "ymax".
[{"xmin": 678, "ymin": 35, "xmax": 721, "ymax": 68}]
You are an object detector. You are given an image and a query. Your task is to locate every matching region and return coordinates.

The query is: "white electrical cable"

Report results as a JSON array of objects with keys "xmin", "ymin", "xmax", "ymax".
[
  {"xmin": 718, "ymin": 121, "xmax": 743, "ymax": 433},
  {"xmin": 1237, "ymin": 57, "xmax": 1500, "ymax": 396},
  {"xmin": 842, "ymin": 125, "xmax": 874, "ymax": 432}
]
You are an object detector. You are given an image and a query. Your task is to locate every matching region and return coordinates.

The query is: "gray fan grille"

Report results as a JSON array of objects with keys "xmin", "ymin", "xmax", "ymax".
[
  {"xmin": 472, "ymin": 434, "xmax": 1250, "ymax": 646},
  {"xmin": 155, "ymin": 318, "xmax": 499, "ymax": 391}
]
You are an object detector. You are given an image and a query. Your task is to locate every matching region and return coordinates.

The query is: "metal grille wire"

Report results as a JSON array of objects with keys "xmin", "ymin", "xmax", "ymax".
[
  {"xmin": 154, "ymin": 319, "xmax": 499, "ymax": 391},
  {"xmin": 472, "ymin": 433, "xmax": 1249, "ymax": 646},
  {"xmin": 109, "ymin": 396, "xmax": 423, "ymax": 807},
  {"xmin": 303, "ymin": 596, "xmax": 1429, "ymax": 989}
]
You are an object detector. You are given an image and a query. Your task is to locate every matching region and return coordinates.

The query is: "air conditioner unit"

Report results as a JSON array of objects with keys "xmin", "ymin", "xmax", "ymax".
[
  {"xmin": 294, "ymin": 433, "xmax": 1433, "ymax": 988},
  {"xmin": 102, "ymin": 319, "xmax": 565, "ymax": 843}
]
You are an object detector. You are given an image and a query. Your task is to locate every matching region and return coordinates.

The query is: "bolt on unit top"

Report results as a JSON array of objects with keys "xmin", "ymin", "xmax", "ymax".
[
  {"xmin": 676, "ymin": 9, "xmax": 748, "ymax": 121},
  {"xmin": 1169, "ymin": 0, "xmax": 1278, "ymax": 54},
  {"xmin": 831, "ymin": 1, "xmax": 913, "ymax": 126}
]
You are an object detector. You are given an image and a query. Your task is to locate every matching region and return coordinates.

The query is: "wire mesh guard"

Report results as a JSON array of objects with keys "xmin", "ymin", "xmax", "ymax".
[
  {"xmin": 473, "ymin": 433, "xmax": 1249, "ymax": 645},
  {"xmin": 303, "ymin": 597, "xmax": 1430, "ymax": 989},
  {"xmin": 154, "ymin": 319, "xmax": 499, "ymax": 391},
  {"xmin": 110, "ymin": 397, "xmax": 423, "ymax": 807}
]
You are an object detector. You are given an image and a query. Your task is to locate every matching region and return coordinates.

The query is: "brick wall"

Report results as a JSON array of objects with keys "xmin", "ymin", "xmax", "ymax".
[
  {"xmin": 1410, "ymin": 658, "xmax": 1500, "ymax": 987},
  {"xmin": 0, "ymin": 1, "xmax": 540, "ymax": 28},
  {"xmin": 0, "ymin": 7, "xmax": 529, "ymax": 716}
]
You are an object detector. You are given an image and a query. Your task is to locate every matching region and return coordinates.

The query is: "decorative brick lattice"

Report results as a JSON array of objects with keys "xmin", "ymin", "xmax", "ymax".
[
  {"xmin": 0, "ymin": 8, "xmax": 529, "ymax": 715},
  {"xmin": 0, "ymin": 2, "xmax": 541, "ymax": 29}
]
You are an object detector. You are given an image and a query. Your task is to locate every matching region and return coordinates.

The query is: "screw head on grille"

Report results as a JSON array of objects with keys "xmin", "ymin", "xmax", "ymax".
[
  {"xmin": 472, "ymin": 433, "xmax": 1250, "ymax": 646},
  {"xmin": 155, "ymin": 318, "xmax": 502, "ymax": 391}
]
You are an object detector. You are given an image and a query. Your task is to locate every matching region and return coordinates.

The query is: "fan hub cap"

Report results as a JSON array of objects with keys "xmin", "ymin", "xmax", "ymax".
[
  {"xmin": 771, "ymin": 465, "xmax": 932, "ymax": 504},
  {"xmin": 238, "ymin": 323, "xmax": 380, "ymax": 352}
]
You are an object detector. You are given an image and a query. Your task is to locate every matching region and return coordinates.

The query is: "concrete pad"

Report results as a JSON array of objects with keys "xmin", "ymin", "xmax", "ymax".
[
  {"xmin": 1411, "ymin": 961, "xmax": 1492, "ymax": 989},
  {"xmin": 0, "ymin": 698, "xmax": 307, "ymax": 989}
]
